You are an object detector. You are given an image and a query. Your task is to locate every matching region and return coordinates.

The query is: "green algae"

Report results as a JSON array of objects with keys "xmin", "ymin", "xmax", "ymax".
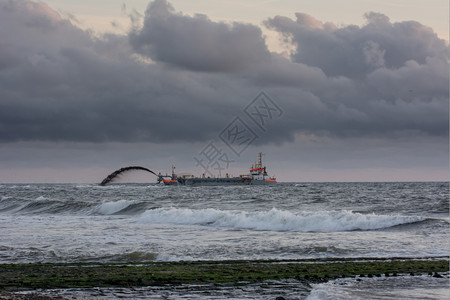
[{"xmin": 0, "ymin": 257, "xmax": 448, "ymax": 290}]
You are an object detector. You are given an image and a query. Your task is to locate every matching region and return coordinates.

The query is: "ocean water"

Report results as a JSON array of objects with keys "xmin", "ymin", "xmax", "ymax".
[{"xmin": 1, "ymin": 182, "xmax": 448, "ymax": 299}]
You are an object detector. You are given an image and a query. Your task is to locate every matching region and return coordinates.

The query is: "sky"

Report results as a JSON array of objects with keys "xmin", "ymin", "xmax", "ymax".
[{"xmin": 0, "ymin": 0, "xmax": 448, "ymax": 183}]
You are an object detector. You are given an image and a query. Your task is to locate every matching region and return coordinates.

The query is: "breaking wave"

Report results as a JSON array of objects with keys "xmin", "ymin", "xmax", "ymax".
[
  {"xmin": 96, "ymin": 200, "xmax": 136, "ymax": 215},
  {"xmin": 0, "ymin": 196, "xmax": 432, "ymax": 232},
  {"xmin": 0, "ymin": 197, "xmax": 130, "ymax": 215},
  {"xmin": 137, "ymin": 207, "xmax": 424, "ymax": 232}
]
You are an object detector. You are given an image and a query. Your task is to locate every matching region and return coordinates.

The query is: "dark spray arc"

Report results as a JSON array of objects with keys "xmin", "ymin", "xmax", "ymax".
[{"xmin": 99, "ymin": 166, "xmax": 159, "ymax": 186}]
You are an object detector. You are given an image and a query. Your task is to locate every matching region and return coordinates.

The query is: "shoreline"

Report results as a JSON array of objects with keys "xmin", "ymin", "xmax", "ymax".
[{"xmin": 1, "ymin": 257, "xmax": 448, "ymax": 292}]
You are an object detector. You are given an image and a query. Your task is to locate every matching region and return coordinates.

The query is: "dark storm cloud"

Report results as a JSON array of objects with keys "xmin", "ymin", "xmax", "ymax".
[
  {"xmin": 264, "ymin": 11, "xmax": 449, "ymax": 137},
  {"xmin": 0, "ymin": 0, "xmax": 237, "ymax": 143},
  {"xmin": 0, "ymin": 0, "xmax": 448, "ymax": 145},
  {"xmin": 265, "ymin": 12, "xmax": 448, "ymax": 78},
  {"xmin": 129, "ymin": 0, "xmax": 270, "ymax": 72}
]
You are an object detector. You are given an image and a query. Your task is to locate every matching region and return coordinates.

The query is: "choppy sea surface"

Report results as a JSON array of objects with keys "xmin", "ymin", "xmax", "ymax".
[{"xmin": 1, "ymin": 182, "xmax": 448, "ymax": 299}]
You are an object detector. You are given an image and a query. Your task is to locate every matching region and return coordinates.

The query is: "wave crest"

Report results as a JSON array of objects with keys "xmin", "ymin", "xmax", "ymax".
[
  {"xmin": 137, "ymin": 207, "xmax": 423, "ymax": 232},
  {"xmin": 97, "ymin": 200, "xmax": 136, "ymax": 215}
]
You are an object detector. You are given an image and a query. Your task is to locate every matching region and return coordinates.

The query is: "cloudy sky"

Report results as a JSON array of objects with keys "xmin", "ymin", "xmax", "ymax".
[{"xmin": 0, "ymin": 0, "xmax": 448, "ymax": 183}]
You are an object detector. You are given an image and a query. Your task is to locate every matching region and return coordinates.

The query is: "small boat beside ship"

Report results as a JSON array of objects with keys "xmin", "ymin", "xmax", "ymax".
[{"xmin": 157, "ymin": 153, "xmax": 276, "ymax": 186}]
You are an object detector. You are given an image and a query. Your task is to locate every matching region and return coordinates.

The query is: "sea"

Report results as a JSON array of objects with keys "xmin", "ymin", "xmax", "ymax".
[{"xmin": 0, "ymin": 182, "xmax": 448, "ymax": 299}]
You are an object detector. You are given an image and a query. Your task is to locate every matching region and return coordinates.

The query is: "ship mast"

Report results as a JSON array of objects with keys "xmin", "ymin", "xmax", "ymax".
[
  {"xmin": 171, "ymin": 165, "xmax": 176, "ymax": 178},
  {"xmin": 256, "ymin": 152, "xmax": 264, "ymax": 169}
]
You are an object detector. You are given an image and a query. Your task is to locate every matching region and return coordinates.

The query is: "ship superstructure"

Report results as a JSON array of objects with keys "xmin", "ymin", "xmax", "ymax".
[{"xmin": 158, "ymin": 153, "xmax": 276, "ymax": 186}]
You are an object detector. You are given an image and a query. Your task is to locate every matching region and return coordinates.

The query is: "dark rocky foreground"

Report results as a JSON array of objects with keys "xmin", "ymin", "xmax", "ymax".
[{"xmin": 0, "ymin": 257, "xmax": 448, "ymax": 299}]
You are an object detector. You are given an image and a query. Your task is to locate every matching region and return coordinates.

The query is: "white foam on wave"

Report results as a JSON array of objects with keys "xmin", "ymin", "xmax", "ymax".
[
  {"xmin": 97, "ymin": 200, "xmax": 135, "ymax": 215},
  {"xmin": 306, "ymin": 274, "xmax": 450, "ymax": 300},
  {"xmin": 137, "ymin": 207, "xmax": 423, "ymax": 232}
]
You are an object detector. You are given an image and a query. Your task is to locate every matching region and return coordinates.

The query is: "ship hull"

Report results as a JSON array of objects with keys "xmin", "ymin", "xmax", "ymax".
[
  {"xmin": 161, "ymin": 152, "xmax": 277, "ymax": 186},
  {"xmin": 163, "ymin": 177, "xmax": 276, "ymax": 186}
]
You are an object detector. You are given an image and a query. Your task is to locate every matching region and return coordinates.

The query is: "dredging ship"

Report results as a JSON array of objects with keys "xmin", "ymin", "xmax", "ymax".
[{"xmin": 157, "ymin": 153, "xmax": 276, "ymax": 186}]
